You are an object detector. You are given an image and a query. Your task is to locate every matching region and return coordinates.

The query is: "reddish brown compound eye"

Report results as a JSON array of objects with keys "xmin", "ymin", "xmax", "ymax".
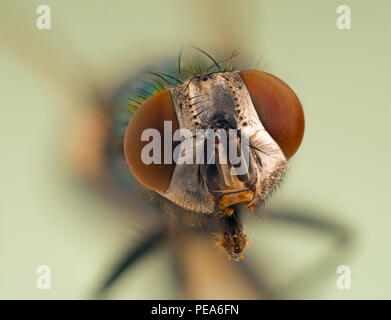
[
  {"xmin": 124, "ymin": 91, "xmax": 179, "ymax": 193},
  {"xmin": 240, "ymin": 70, "xmax": 305, "ymax": 158}
]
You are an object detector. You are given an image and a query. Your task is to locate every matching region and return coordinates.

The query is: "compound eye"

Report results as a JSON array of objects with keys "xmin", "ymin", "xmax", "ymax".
[
  {"xmin": 240, "ymin": 70, "xmax": 304, "ymax": 158},
  {"xmin": 124, "ymin": 91, "xmax": 179, "ymax": 193}
]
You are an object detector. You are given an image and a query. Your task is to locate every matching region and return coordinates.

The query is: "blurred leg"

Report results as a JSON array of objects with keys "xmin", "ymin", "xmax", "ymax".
[{"xmin": 94, "ymin": 228, "xmax": 167, "ymax": 298}]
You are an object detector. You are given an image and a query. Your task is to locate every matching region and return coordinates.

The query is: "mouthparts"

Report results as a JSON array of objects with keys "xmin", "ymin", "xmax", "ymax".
[{"xmin": 202, "ymin": 135, "xmax": 258, "ymax": 215}]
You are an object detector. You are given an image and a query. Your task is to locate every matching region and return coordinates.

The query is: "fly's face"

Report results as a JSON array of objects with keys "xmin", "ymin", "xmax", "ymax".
[
  {"xmin": 123, "ymin": 66, "xmax": 304, "ymax": 259},
  {"xmin": 166, "ymin": 71, "xmax": 288, "ymax": 214}
]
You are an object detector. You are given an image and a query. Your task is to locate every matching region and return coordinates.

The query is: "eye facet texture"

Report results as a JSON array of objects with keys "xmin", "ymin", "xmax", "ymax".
[
  {"xmin": 124, "ymin": 91, "xmax": 179, "ymax": 192},
  {"xmin": 240, "ymin": 70, "xmax": 304, "ymax": 158}
]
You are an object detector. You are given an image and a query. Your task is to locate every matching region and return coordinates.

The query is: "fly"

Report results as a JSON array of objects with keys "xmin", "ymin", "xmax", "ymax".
[{"xmin": 122, "ymin": 47, "xmax": 304, "ymax": 260}]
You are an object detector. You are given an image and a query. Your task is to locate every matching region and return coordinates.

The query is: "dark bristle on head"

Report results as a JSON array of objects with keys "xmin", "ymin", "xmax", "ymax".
[{"xmin": 125, "ymin": 49, "xmax": 243, "ymax": 114}]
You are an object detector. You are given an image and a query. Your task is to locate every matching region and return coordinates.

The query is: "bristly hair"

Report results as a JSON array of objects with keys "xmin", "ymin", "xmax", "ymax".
[
  {"xmin": 109, "ymin": 48, "xmax": 258, "ymax": 145},
  {"xmin": 124, "ymin": 48, "xmax": 245, "ymax": 116}
]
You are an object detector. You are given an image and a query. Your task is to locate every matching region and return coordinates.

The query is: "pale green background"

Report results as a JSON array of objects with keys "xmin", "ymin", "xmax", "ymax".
[{"xmin": 1, "ymin": 0, "xmax": 390, "ymax": 299}]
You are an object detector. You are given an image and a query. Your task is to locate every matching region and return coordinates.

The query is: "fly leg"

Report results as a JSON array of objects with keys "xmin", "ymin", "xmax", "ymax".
[
  {"xmin": 93, "ymin": 227, "xmax": 167, "ymax": 298},
  {"xmin": 255, "ymin": 208, "xmax": 355, "ymax": 298}
]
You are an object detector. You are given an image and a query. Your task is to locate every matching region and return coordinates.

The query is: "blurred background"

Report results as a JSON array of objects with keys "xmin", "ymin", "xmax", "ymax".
[{"xmin": 1, "ymin": 0, "xmax": 390, "ymax": 299}]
